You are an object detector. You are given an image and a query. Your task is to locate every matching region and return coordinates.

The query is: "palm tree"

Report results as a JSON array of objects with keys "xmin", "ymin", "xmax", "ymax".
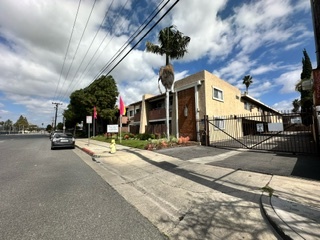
[
  {"xmin": 146, "ymin": 25, "xmax": 191, "ymax": 92},
  {"xmin": 292, "ymin": 99, "xmax": 300, "ymax": 112},
  {"xmin": 146, "ymin": 26, "xmax": 190, "ymax": 141},
  {"xmin": 242, "ymin": 75, "xmax": 253, "ymax": 94}
]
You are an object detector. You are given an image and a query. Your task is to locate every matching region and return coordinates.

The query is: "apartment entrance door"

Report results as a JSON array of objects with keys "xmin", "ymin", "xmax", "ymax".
[{"xmin": 178, "ymin": 88, "xmax": 196, "ymax": 141}]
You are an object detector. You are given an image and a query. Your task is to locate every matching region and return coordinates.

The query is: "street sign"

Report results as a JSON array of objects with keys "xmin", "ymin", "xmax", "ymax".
[
  {"xmin": 107, "ymin": 124, "xmax": 118, "ymax": 133},
  {"xmin": 256, "ymin": 123, "xmax": 264, "ymax": 132},
  {"xmin": 86, "ymin": 116, "xmax": 92, "ymax": 124}
]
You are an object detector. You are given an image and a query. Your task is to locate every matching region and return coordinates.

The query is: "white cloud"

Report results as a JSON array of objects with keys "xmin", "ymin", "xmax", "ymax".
[
  {"xmin": 213, "ymin": 55, "xmax": 256, "ymax": 83},
  {"xmin": 272, "ymin": 99, "xmax": 295, "ymax": 111},
  {"xmin": 274, "ymin": 67, "xmax": 301, "ymax": 94}
]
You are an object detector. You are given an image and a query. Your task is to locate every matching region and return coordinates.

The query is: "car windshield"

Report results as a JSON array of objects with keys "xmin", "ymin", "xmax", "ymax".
[{"xmin": 54, "ymin": 133, "xmax": 73, "ymax": 138}]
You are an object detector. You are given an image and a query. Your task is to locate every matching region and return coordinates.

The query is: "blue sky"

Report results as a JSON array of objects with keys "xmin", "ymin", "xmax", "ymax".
[{"xmin": 0, "ymin": 0, "xmax": 317, "ymax": 127}]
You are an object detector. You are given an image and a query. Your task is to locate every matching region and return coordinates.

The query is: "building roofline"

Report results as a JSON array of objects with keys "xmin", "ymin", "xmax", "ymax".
[{"xmin": 241, "ymin": 93, "xmax": 280, "ymax": 114}]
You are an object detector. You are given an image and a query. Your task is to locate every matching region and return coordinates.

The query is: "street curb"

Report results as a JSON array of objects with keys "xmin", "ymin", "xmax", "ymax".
[
  {"xmin": 76, "ymin": 145, "xmax": 101, "ymax": 162},
  {"xmin": 260, "ymin": 192, "xmax": 301, "ymax": 240},
  {"xmin": 78, "ymin": 146, "xmax": 95, "ymax": 156}
]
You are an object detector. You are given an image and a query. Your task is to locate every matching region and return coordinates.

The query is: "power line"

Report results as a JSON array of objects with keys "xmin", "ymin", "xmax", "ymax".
[
  {"xmin": 55, "ymin": 0, "xmax": 97, "ymax": 101},
  {"xmin": 56, "ymin": 0, "xmax": 180, "ymax": 104},
  {"xmin": 58, "ymin": 0, "xmax": 116, "ymax": 102},
  {"xmin": 99, "ymin": 0, "xmax": 181, "ymax": 78},
  {"xmin": 89, "ymin": 0, "xmax": 169, "ymax": 82},
  {"xmin": 53, "ymin": 0, "xmax": 82, "ymax": 102},
  {"xmin": 59, "ymin": 0, "xmax": 129, "ymax": 102},
  {"xmin": 78, "ymin": 0, "xmax": 169, "ymax": 90}
]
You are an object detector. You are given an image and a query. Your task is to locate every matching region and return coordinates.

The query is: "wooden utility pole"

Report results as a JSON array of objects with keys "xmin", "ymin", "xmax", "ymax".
[{"xmin": 52, "ymin": 102, "xmax": 62, "ymax": 131}]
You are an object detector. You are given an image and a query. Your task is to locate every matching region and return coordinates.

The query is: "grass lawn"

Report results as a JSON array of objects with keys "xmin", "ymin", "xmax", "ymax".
[{"xmin": 92, "ymin": 135, "xmax": 148, "ymax": 149}]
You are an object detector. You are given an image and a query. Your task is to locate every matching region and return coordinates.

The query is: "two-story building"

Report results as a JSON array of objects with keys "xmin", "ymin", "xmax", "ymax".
[{"xmin": 126, "ymin": 70, "xmax": 281, "ymax": 142}]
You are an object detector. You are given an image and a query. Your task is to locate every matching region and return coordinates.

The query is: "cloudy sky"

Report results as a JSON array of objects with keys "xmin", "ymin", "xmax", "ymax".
[{"xmin": 0, "ymin": 0, "xmax": 316, "ymax": 127}]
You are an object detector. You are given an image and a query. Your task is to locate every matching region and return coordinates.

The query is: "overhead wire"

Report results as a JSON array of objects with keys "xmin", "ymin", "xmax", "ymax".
[
  {"xmin": 56, "ymin": 0, "xmax": 180, "ymax": 105},
  {"xmin": 55, "ymin": 0, "xmax": 97, "ymax": 101},
  {"xmin": 99, "ymin": 0, "xmax": 180, "ymax": 78},
  {"xmin": 53, "ymin": 0, "xmax": 82, "ymax": 102},
  {"xmin": 58, "ymin": 0, "xmax": 116, "ymax": 101},
  {"xmin": 59, "ymin": 0, "xmax": 130, "ymax": 101},
  {"xmin": 89, "ymin": 0, "xmax": 169, "ymax": 83}
]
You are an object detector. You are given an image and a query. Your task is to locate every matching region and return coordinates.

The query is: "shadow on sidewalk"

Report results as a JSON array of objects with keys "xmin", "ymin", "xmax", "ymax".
[
  {"xmin": 124, "ymin": 149, "xmax": 263, "ymax": 203},
  {"xmin": 123, "ymin": 149, "xmax": 279, "ymax": 239}
]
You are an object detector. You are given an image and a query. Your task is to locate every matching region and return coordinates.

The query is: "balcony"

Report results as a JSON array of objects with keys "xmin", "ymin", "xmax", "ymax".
[
  {"xmin": 148, "ymin": 108, "xmax": 171, "ymax": 121},
  {"xmin": 133, "ymin": 112, "xmax": 141, "ymax": 122}
]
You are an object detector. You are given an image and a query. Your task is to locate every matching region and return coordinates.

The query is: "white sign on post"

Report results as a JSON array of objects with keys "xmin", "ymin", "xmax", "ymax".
[
  {"xmin": 86, "ymin": 116, "xmax": 92, "ymax": 145},
  {"xmin": 86, "ymin": 116, "xmax": 92, "ymax": 124},
  {"xmin": 256, "ymin": 123, "xmax": 264, "ymax": 132},
  {"xmin": 107, "ymin": 124, "xmax": 119, "ymax": 133}
]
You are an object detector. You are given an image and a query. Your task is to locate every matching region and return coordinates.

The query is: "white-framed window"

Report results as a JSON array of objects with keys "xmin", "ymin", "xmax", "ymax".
[
  {"xmin": 244, "ymin": 102, "xmax": 251, "ymax": 111},
  {"xmin": 213, "ymin": 87, "xmax": 223, "ymax": 101},
  {"xmin": 214, "ymin": 117, "xmax": 225, "ymax": 130}
]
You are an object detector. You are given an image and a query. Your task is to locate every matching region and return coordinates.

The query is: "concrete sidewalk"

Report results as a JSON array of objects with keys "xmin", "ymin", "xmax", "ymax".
[{"xmin": 74, "ymin": 138, "xmax": 320, "ymax": 240}]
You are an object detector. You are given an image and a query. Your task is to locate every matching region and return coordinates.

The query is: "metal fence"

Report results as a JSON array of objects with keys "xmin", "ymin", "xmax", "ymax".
[{"xmin": 205, "ymin": 111, "xmax": 319, "ymax": 155}]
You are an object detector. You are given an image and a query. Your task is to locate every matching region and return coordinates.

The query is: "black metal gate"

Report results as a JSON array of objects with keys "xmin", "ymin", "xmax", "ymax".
[{"xmin": 204, "ymin": 111, "xmax": 319, "ymax": 155}]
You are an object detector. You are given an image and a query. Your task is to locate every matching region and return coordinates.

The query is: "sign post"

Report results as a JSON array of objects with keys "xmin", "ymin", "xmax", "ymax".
[{"xmin": 86, "ymin": 116, "xmax": 92, "ymax": 145}]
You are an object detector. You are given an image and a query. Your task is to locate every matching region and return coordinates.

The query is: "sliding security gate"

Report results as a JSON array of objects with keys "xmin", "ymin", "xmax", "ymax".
[{"xmin": 205, "ymin": 111, "xmax": 318, "ymax": 155}]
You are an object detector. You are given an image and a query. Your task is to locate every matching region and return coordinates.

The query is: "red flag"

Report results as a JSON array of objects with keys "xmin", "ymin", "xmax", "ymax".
[
  {"xmin": 119, "ymin": 96, "xmax": 126, "ymax": 115},
  {"xmin": 93, "ymin": 106, "xmax": 97, "ymax": 119}
]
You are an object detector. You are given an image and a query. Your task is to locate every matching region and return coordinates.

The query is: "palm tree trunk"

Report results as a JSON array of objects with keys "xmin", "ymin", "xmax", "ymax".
[
  {"xmin": 166, "ymin": 90, "xmax": 170, "ymax": 141},
  {"xmin": 166, "ymin": 55, "xmax": 170, "ymax": 66}
]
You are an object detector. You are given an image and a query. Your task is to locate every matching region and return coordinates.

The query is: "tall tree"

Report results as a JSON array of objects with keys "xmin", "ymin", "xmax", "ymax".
[
  {"xmin": 64, "ymin": 75, "xmax": 119, "ymax": 133},
  {"xmin": 297, "ymin": 49, "xmax": 313, "ymax": 126},
  {"xmin": 242, "ymin": 75, "xmax": 253, "ymax": 94},
  {"xmin": 146, "ymin": 25, "xmax": 191, "ymax": 92},
  {"xmin": 146, "ymin": 25, "xmax": 190, "ymax": 140},
  {"xmin": 146, "ymin": 25, "xmax": 191, "ymax": 66}
]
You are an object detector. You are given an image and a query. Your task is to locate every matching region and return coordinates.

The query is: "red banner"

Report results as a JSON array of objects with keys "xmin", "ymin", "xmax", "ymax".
[
  {"xmin": 93, "ymin": 106, "xmax": 97, "ymax": 119},
  {"xmin": 119, "ymin": 96, "xmax": 126, "ymax": 116}
]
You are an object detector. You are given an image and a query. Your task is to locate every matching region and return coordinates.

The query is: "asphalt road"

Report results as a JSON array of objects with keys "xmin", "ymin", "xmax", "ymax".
[
  {"xmin": 0, "ymin": 134, "xmax": 167, "ymax": 240},
  {"xmin": 157, "ymin": 145, "xmax": 320, "ymax": 181}
]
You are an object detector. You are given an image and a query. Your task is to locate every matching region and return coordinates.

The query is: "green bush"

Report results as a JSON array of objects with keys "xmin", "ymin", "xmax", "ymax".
[{"xmin": 137, "ymin": 133, "xmax": 155, "ymax": 140}]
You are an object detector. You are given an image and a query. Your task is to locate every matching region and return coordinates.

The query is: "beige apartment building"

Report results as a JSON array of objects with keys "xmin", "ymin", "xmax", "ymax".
[{"xmin": 126, "ymin": 70, "xmax": 281, "ymax": 142}]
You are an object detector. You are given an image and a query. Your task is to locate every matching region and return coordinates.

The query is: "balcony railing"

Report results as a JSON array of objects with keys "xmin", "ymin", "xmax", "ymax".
[
  {"xmin": 148, "ymin": 108, "xmax": 171, "ymax": 120},
  {"xmin": 133, "ymin": 112, "xmax": 141, "ymax": 122}
]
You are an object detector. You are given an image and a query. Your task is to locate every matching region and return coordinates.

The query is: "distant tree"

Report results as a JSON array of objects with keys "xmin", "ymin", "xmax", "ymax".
[
  {"xmin": 56, "ymin": 122, "xmax": 64, "ymax": 130},
  {"xmin": 292, "ymin": 99, "xmax": 300, "ymax": 112},
  {"xmin": 14, "ymin": 115, "xmax": 29, "ymax": 132},
  {"xmin": 64, "ymin": 75, "xmax": 119, "ymax": 133},
  {"xmin": 3, "ymin": 119, "xmax": 13, "ymax": 131},
  {"xmin": 296, "ymin": 49, "xmax": 313, "ymax": 126},
  {"xmin": 242, "ymin": 75, "xmax": 253, "ymax": 94},
  {"xmin": 46, "ymin": 124, "xmax": 53, "ymax": 132},
  {"xmin": 0, "ymin": 120, "xmax": 4, "ymax": 131}
]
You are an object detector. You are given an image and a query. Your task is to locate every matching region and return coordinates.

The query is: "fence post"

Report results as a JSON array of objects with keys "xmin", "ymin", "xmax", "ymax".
[{"xmin": 203, "ymin": 115, "xmax": 209, "ymax": 146}]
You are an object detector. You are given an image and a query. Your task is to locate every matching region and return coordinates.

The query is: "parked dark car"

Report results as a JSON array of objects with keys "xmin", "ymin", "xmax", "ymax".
[
  {"xmin": 49, "ymin": 130, "xmax": 63, "ymax": 140},
  {"xmin": 51, "ymin": 133, "xmax": 75, "ymax": 150}
]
